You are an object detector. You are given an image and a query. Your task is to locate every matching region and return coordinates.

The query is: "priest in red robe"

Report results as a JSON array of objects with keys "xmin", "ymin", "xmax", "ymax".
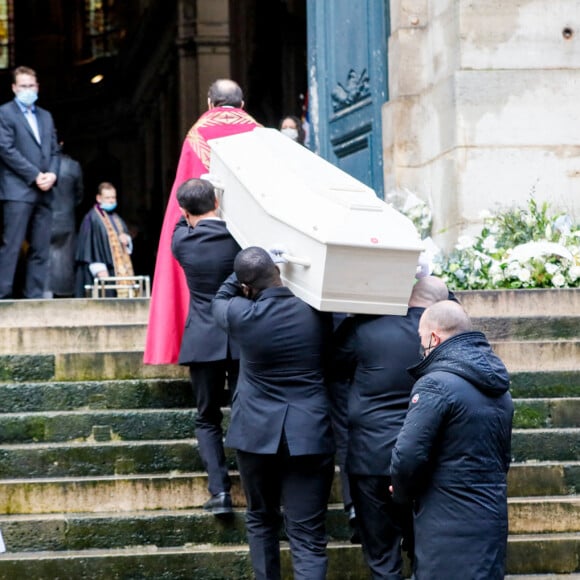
[{"xmin": 144, "ymin": 80, "xmax": 260, "ymax": 364}]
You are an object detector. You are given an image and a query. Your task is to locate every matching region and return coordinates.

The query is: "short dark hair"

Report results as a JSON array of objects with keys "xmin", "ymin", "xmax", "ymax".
[
  {"xmin": 176, "ymin": 178, "xmax": 216, "ymax": 215},
  {"xmin": 234, "ymin": 247, "xmax": 278, "ymax": 290},
  {"xmin": 208, "ymin": 79, "xmax": 244, "ymax": 107}
]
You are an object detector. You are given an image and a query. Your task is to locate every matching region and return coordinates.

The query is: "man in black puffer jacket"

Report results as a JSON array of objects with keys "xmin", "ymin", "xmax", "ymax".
[{"xmin": 391, "ymin": 300, "xmax": 513, "ymax": 580}]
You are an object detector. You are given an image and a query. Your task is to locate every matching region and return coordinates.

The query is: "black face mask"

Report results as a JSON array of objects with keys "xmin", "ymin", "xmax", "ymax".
[
  {"xmin": 419, "ymin": 335, "xmax": 434, "ymax": 359},
  {"xmin": 241, "ymin": 282, "xmax": 258, "ymax": 300}
]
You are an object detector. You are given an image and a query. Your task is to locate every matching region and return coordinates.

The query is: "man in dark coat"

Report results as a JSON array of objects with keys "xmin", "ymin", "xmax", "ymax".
[
  {"xmin": 212, "ymin": 247, "xmax": 335, "ymax": 580},
  {"xmin": 391, "ymin": 300, "xmax": 514, "ymax": 580},
  {"xmin": 172, "ymin": 177, "xmax": 240, "ymax": 516},
  {"xmin": 0, "ymin": 66, "xmax": 60, "ymax": 298},
  {"xmin": 333, "ymin": 276, "xmax": 449, "ymax": 579},
  {"xmin": 44, "ymin": 148, "xmax": 84, "ymax": 297},
  {"xmin": 74, "ymin": 182, "xmax": 133, "ymax": 297}
]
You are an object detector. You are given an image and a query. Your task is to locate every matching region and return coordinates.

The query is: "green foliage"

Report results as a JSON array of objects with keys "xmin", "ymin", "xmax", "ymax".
[{"xmin": 430, "ymin": 197, "xmax": 580, "ymax": 290}]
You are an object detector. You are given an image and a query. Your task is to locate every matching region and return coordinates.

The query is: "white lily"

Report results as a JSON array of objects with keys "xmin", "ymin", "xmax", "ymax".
[{"xmin": 507, "ymin": 241, "xmax": 574, "ymax": 263}]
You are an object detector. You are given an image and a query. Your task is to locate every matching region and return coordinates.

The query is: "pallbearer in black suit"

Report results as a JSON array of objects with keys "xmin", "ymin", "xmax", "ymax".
[
  {"xmin": 212, "ymin": 247, "xmax": 335, "ymax": 580},
  {"xmin": 172, "ymin": 178, "xmax": 241, "ymax": 516},
  {"xmin": 0, "ymin": 66, "xmax": 60, "ymax": 298},
  {"xmin": 333, "ymin": 276, "xmax": 449, "ymax": 580}
]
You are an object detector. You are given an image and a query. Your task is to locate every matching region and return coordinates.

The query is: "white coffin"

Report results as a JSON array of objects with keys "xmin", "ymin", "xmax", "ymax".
[{"xmin": 208, "ymin": 128, "xmax": 423, "ymax": 315}]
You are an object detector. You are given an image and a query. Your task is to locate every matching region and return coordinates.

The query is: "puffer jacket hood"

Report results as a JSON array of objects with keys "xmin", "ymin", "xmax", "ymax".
[{"xmin": 409, "ymin": 331, "xmax": 510, "ymax": 397}]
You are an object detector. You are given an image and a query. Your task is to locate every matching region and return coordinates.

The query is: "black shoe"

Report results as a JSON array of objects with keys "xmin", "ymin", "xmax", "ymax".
[
  {"xmin": 348, "ymin": 506, "xmax": 361, "ymax": 544},
  {"xmin": 203, "ymin": 492, "xmax": 234, "ymax": 518}
]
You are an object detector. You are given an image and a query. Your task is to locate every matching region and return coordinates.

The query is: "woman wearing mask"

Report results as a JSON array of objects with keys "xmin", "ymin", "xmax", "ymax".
[{"xmin": 279, "ymin": 115, "xmax": 306, "ymax": 146}]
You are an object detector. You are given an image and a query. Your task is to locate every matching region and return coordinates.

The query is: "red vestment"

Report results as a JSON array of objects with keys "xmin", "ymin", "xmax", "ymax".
[{"xmin": 144, "ymin": 107, "xmax": 260, "ymax": 364}]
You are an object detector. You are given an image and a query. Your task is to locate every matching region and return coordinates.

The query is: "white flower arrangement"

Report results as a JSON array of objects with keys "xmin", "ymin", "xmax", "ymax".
[
  {"xmin": 431, "ymin": 197, "xmax": 580, "ymax": 290},
  {"xmin": 389, "ymin": 191, "xmax": 579, "ymax": 290}
]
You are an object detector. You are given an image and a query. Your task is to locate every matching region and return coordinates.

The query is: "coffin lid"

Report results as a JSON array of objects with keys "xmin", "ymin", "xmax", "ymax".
[{"xmin": 208, "ymin": 128, "xmax": 423, "ymax": 251}]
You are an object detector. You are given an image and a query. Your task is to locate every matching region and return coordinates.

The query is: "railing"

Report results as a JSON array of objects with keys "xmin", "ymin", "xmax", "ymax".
[{"xmin": 84, "ymin": 276, "xmax": 151, "ymax": 298}]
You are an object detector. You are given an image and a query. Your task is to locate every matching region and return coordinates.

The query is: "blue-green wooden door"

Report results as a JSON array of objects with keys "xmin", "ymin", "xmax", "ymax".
[{"xmin": 307, "ymin": 0, "xmax": 389, "ymax": 198}]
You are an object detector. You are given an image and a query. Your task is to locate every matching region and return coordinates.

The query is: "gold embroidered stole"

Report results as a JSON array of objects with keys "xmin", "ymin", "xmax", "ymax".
[
  {"xmin": 95, "ymin": 208, "xmax": 134, "ymax": 296},
  {"xmin": 185, "ymin": 109, "xmax": 261, "ymax": 169}
]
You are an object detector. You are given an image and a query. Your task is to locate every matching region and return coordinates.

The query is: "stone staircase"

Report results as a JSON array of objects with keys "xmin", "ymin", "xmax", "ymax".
[{"xmin": 0, "ymin": 291, "xmax": 578, "ymax": 578}]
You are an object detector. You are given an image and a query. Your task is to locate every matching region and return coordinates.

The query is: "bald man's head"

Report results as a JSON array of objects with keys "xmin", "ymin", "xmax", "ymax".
[
  {"xmin": 418, "ymin": 300, "xmax": 473, "ymax": 357},
  {"xmin": 409, "ymin": 276, "xmax": 449, "ymax": 309},
  {"xmin": 208, "ymin": 79, "xmax": 244, "ymax": 108}
]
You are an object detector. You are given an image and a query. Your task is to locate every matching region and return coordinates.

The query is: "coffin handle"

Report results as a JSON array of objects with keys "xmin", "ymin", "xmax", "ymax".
[{"xmin": 282, "ymin": 253, "xmax": 311, "ymax": 268}]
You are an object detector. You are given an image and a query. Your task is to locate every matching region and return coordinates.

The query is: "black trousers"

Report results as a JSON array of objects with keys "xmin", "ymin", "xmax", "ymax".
[
  {"xmin": 327, "ymin": 376, "xmax": 353, "ymax": 512},
  {"xmin": 189, "ymin": 359, "xmax": 238, "ymax": 496},
  {"xmin": 0, "ymin": 200, "xmax": 52, "ymax": 298},
  {"xmin": 236, "ymin": 444, "xmax": 334, "ymax": 580},
  {"xmin": 349, "ymin": 474, "xmax": 414, "ymax": 580}
]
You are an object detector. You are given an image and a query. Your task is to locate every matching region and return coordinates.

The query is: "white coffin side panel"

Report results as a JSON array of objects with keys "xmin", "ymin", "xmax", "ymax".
[{"xmin": 208, "ymin": 128, "xmax": 422, "ymax": 314}]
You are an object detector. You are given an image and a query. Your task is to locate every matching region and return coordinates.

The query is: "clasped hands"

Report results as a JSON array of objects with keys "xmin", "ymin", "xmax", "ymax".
[{"xmin": 35, "ymin": 172, "xmax": 57, "ymax": 191}]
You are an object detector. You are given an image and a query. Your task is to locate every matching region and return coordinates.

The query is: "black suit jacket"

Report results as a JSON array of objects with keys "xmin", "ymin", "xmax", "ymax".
[
  {"xmin": 172, "ymin": 217, "xmax": 241, "ymax": 364},
  {"xmin": 333, "ymin": 307, "xmax": 425, "ymax": 475},
  {"xmin": 212, "ymin": 274, "xmax": 335, "ymax": 456},
  {"xmin": 0, "ymin": 100, "xmax": 60, "ymax": 204},
  {"xmin": 52, "ymin": 154, "xmax": 83, "ymax": 236}
]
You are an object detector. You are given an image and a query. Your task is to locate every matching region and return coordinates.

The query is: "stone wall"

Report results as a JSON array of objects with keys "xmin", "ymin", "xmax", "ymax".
[{"xmin": 383, "ymin": 0, "xmax": 580, "ymax": 249}]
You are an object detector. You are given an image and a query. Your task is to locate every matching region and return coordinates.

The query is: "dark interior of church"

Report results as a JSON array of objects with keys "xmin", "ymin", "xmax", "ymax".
[{"xmin": 1, "ymin": 0, "xmax": 307, "ymax": 280}]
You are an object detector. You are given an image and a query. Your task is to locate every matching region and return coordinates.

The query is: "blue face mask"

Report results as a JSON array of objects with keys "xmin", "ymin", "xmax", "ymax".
[
  {"xmin": 100, "ymin": 202, "xmax": 117, "ymax": 212},
  {"xmin": 16, "ymin": 89, "xmax": 38, "ymax": 107}
]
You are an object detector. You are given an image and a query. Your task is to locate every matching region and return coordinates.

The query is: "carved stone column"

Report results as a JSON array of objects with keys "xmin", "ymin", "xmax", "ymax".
[{"xmin": 176, "ymin": 0, "xmax": 231, "ymax": 137}]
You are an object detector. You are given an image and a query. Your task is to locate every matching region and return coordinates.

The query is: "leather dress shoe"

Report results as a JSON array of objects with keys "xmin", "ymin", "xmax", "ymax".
[{"xmin": 203, "ymin": 492, "xmax": 234, "ymax": 518}]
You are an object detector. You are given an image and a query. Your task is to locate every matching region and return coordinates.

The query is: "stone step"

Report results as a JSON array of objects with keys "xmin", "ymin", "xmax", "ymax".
[
  {"xmin": 2, "ymin": 316, "xmax": 577, "ymax": 356},
  {"xmin": 3, "ymin": 336, "xmax": 579, "ymax": 372},
  {"xmin": 0, "ymin": 428, "xmax": 576, "ymax": 479},
  {"xmin": 0, "ymin": 398, "xmax": 574, "ymax": 445},
  {"xmin": 2, "ymin": 350, "xmax": 577, "ymax": 385},
  {"xmin": 0, "ymin": 353, "xmax": 188, "ymax": 383},
  {"xmin": 55, "ymin": 351, "xmax": 190, "ymax": 381},
  {"xmin": 491, "ymin": 340, "xmax": 580, "ymax": 373},
  {"xmin": 510, "ymin": 371, "xmax": 580, "ymax": 398},
  {"xmin": 0, "ymin": 298, "xmax": 149, "ymax": 327},
  {"xmin": 456, "ymin": 288, "xmax": 580, "ymax": 318},
  {"xmin": 0, "ymin": 371, "xmax": 576, "ymax": 408},
  {"xmin": 0, "ymin": 379, "xmax": 193, "ymax": 412},
  {"xmin": 0, "ymin": 470, "xmax": 346, "ymax": 515},
  {"xmin": 0, "ymin": 325, "xmax": 146, "ymax": 355},
  {"xmin": 507, "ymin": 533, "xmax": 580, "ymax": 575},
  {"xmin": 0, "ymin": 506, "xmax": 351, "ymax": 553},
  {"xmin": 2, "ymin": 289, "xmax": 574, "ymax": 329},
  {"xmin": 0, "ymin": 496, "xmax": 578, "ymax": 554},
  {"xmin": 508, "ymin": 496, "xmax": 580, "ymax": 534},
  {"xmin": 0, "ymin": 534, "xmax": 577, "ymax": 578},
  {"xmin": 0, "ymin": 462, "xmax": 577, "ymax": 516},
  {"xmin": 512, "ymin": 428, "xmax": 580, "ymax": 462},
  {"xmin": 0, "ymin": 439, "xmax": 208, "ymax": 478},
  {"xmin": 0, "ymin": 473, "xmax": 240, "ymax": 515},
  {"xmin": 514, "ymin": 398, "xmax": 580, "ymax": 428},
  {"xmin": 0, "ymin": 409, "xmax": 197, "ymax": 444},
  {"xmin": 473, "ymin": 316, "xmax": 580, "ymax": 341},
  {"xmin": 508, "ymin": 461, "xmax": 580, "ymax": 497}
]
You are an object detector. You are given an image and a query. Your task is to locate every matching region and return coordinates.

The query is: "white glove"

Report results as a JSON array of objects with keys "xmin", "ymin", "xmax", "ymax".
[
  {"xmin": 268, "ymin": 244, "xmax": 288, "ymax": 264},
  {"xmin": 416, "ymin": 252, "xmax": 432, "ymax": 279}
]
